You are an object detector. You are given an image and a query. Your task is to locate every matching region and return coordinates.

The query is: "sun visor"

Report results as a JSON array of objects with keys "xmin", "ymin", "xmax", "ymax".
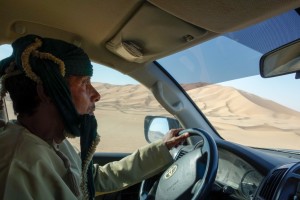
[{"xmin": 106, "ymin": 2, "xmax": 207, "ymax": 63}]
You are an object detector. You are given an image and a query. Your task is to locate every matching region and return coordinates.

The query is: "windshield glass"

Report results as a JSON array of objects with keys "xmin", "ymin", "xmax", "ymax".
[{"xmin": 158, "ymin": 10, "xmax": 300, "ymax": 150}]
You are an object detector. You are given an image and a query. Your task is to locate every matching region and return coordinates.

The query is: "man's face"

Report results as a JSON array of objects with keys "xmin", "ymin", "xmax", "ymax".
[{"xmin": 67, "ymin": 76, "xmax": 100, "ymax": 115}]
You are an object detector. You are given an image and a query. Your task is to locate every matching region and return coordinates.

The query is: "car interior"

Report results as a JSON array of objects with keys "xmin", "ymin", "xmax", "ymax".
[{"xmin": 1, "ymin": 1, "xmax": 300, "ymax": 200}]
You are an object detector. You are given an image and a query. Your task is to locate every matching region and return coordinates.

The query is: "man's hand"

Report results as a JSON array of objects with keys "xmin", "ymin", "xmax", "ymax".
[{"xmin": 163, "ymin": 128, "xmax": 189, "ymax": 150}]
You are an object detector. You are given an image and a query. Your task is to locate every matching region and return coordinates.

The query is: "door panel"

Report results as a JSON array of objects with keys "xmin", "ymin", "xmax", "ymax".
[{"xmin": 93, "ymin": 153, "xmax": 141, "ymax": 200}]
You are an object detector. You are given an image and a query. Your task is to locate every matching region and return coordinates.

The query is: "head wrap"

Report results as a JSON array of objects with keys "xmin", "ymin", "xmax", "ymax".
[{"xmin": 0, "ymin": 34, "xmax": 99, "ymax": 199}]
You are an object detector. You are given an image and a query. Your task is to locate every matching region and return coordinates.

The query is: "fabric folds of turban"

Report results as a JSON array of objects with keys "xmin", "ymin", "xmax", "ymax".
[{"xmin": 0, "ymin": 34, "xmax": 99, "ymax": 199}]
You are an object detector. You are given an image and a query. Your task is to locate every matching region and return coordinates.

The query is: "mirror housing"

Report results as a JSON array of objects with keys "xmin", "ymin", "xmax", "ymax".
[
  {"xmin": 260, "ymin": 39, "xmax": 300, "ymax": 78},
  {"xmin": 144, "ymin": 115, "xmax": 181, "ymax": 143}
]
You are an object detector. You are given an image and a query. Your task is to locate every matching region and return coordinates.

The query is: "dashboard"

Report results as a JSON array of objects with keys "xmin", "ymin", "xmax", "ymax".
[
  {"xmin": 216, "ymin": 148, "xmax": 263, "ymax": 200},
  {"xmin": 171, "ymin": 139, "xmax": 300, "ymax": 200}
]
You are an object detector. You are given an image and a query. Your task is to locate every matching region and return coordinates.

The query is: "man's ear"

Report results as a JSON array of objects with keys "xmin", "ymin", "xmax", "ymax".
[{"xmin": 36, "ymin": 84, "xmax": 51, "ymax": 103}]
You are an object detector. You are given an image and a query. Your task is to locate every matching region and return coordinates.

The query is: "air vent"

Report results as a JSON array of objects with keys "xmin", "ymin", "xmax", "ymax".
[{"xmin": 259, "ymin": 168, "xmax": 287, "ymax": 200}]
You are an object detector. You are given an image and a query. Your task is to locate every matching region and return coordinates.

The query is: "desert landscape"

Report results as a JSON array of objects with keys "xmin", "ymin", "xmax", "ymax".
[
  {"xmin": 186, "ymin": 84, "xmax": 300, "ymax": 149},
  {"xmin": 5, "ymin": 82, "xmax": 300, "ymax": 152}
]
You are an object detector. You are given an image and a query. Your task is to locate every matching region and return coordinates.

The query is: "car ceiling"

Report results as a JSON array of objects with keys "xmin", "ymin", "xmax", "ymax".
[{"xmin": 0, "ymin": 0, "xmax": 299, "ymax": 75}]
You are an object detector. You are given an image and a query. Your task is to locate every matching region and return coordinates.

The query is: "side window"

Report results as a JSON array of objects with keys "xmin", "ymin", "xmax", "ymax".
[
  {"xmin": 81, "ymin": 64, "xmax": 171, "ymax": 153},
  {"xmin": 0, "ymin": 45, "xmax": 171, "ymax": 153}
]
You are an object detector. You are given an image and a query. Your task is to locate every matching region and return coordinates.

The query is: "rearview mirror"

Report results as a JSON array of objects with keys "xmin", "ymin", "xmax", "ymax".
[
  {"xmin": 260, "ymin": 39, "xmax": 300, "ymax": 78},
  {"xmin": 144, "ymin": 116, "xmax": 181, "ymax": 143}
]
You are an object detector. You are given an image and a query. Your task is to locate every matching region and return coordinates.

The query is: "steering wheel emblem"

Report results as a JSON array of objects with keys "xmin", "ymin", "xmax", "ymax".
[{"xmin": 164, "ymin": 164, "xmax": 178, "ymax": 179}]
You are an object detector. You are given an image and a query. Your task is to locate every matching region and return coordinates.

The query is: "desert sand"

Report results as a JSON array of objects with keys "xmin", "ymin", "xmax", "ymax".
[{"xmin": 5, "ymin": 82, "xmax": 300, "ymax": 152}]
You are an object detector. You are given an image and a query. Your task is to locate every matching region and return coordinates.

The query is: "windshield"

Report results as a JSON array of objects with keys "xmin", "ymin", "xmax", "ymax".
[{"xmin": 158, "ymin": 10, "xmax": 300, "ymax": 150}]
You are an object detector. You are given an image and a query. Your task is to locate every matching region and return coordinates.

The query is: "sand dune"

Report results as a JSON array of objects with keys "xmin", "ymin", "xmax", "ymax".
[
  {"xmin": 91, "ymin": 82, "xmax": 300, "ymax": 151},
  {"xmin": 5, "ymin": 82, "xmax": 300, "ymax": 152},
  {"xmin": 186, "ymin": 84, "xmax": 300, "ymax": 148}
]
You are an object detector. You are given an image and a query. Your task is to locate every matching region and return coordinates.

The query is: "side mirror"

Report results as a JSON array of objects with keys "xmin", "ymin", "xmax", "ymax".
[
  {"xmin": 144, "ymin": 115, "xmax": 181, "ymax": 143},
  {"xmin": 260, "ymin": 39, "xmax": 300, "ymax": 78}
]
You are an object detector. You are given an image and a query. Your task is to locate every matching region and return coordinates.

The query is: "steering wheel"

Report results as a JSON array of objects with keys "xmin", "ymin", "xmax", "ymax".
[{"xmin": 139, "ymin": 128, "xmax": 218, "ymax": 200}]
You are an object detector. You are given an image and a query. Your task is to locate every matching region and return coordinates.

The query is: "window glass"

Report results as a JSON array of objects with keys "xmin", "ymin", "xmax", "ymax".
[{"xmin": 158, "ymin": 10, "xmax": 300, "ymax": 150}]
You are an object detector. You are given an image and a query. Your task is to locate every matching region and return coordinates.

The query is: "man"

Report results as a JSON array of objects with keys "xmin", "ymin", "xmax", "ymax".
[{"xmin": 0, "ymin": 35, "xmax": 189, "ymax": 200}]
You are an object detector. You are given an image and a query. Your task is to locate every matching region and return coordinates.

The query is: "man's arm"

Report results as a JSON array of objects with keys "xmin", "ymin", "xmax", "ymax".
[
  {"xmin": 93, "ymin": 139, "xmax": 173, "ymax": 194},
  {"xmin": 93, "ymin": 128, "xmax": 189, "ymax": 195}
]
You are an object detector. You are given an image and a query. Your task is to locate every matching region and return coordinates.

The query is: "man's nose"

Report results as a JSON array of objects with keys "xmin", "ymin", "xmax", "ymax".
[{"xmin": 91, "ymin": 86, "xmax": 101, "ymax": 102}]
